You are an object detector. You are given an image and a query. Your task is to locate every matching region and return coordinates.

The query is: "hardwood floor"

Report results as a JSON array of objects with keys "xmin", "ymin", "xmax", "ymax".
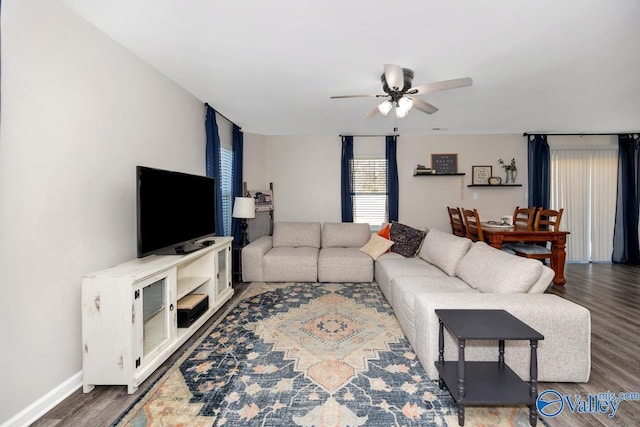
[
  {"xmin": 543, "ymin": 263, "xmax": 640, "ymax": 427},
  {"xmin": 30, "ymin": 264, "xmax": 639, "ymax": 427}
]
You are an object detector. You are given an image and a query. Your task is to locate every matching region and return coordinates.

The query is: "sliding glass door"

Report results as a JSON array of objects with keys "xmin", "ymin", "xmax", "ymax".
[{"xmin": 550, "ymin": 147, "xmax": 618, "ymax": 262}]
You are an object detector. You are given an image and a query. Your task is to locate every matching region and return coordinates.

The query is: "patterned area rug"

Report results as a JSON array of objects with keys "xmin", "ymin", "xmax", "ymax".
[{"xmin": 114, "ymin": 282, "xmax": 546, "ymax": 426}]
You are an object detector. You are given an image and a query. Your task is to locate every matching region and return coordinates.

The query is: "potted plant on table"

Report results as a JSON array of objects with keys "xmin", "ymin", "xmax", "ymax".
[{"xmin": 498, "ymin": 158, "xmax": 517, "ymax": 183}]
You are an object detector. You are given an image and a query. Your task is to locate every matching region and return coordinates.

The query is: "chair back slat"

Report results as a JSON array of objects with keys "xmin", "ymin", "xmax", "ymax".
[
  {"xmin": 513, "ymin": 206, "xmax": 537, "ymax": 230},
  {"xmin": 462, "ymin": 208, "xmax": 484, "ymax": 241},
  {"xmin": 534, "ymin": 208, "xmax": 564, "ymax": 232},
  {"xmin": 447, "ymin": 206, "xmax": 466, "ymax": 237}
]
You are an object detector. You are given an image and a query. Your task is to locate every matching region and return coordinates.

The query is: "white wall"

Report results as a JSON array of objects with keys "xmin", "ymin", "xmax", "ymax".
[
  {"xmin": 243, "ymin": 133, "xmax": 267, "ymax": 192},
  {"xmin": 244, "ymin": 134, "xmax": 342, "ymax": 223},
  {"xmin": 548, "ymin": 134, "xmax": 617, "ymax": 148},
  {"xmin": 398, "ymin": 134, "xmax": 528, "ymax": 231},
  {"xmin": 0, "ymin": 0, "xmax": 206, "ymax": 423},
  {"xmin": 244, "ymin": 133, "xmax": 528, "ymax": 231}
]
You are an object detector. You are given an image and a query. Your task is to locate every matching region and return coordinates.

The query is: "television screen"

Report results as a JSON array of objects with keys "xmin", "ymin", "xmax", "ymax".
[{"xmin": 137, "ymin": 166, "xmax": 216, "ymax": 258}]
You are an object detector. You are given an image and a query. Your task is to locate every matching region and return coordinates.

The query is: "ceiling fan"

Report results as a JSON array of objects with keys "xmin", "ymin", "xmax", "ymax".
[{"xmin": 331, "ymin": 64, "xmax": 472, "ymax": 119}]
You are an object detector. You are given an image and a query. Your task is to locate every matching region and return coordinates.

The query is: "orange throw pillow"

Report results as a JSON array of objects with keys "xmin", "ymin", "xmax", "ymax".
[{"xmin": 377, "ymin": 223, "xmax": 391, "ymax": 239}]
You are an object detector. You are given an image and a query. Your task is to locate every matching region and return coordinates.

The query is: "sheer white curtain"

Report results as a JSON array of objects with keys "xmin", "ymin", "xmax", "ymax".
[{"xmin": 550, "ymin": 148, "xmax": 618, "ymax": 262}]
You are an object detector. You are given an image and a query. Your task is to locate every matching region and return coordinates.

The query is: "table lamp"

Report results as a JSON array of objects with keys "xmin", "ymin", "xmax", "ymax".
[{"xmin": 232, "ymin": 197, "xmax": 255, "ymax": 246}]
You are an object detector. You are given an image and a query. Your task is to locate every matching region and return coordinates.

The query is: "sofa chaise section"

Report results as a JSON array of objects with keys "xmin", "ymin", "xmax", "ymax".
[{"xmin": 414, "ymin": 292, "xmax": 591, "ymax": 383}]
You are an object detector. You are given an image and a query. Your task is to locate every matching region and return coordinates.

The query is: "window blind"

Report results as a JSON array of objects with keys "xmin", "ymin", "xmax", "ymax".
[
  {"xmin": 351, "ymin": 159, "xmax": 388, "ymax": 226},
  {"xmin": 220, "ymin": 147, "xmax": 233, "ymax": 236}
]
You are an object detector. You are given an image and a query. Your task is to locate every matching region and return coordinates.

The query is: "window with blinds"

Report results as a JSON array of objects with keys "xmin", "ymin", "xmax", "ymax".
[
  {"xmin": 351, "ymin": 159, "xmax": 388, "ymax": 226},
  {"xmin": 219, "ymin": 147, "xmax": 233, "ymax": 236}
]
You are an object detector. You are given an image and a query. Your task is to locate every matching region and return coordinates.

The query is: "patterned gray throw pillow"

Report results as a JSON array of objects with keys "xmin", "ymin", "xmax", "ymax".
[{"xmin": 389, "ymin": 222, "xmax": 427, "ymax": 257}]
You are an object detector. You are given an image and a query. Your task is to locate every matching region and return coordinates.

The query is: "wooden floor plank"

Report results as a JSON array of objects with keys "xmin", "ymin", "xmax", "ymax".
[{"xmin": 30, "ymin": 264, "xmax": 640, "ymax": 426}]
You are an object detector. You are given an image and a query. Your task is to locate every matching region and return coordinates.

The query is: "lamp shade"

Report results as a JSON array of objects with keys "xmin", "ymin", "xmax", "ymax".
[
  {"xmin": 232, "ymin": 197, "xmax": 255, "ymax": 219},
  {"xmin": 395, "ymin": 96, "xmax": 413, "ymax": 118},
  {"xmin": 377, "ymin": 100, "xmax": 393, "ymax": 116}
]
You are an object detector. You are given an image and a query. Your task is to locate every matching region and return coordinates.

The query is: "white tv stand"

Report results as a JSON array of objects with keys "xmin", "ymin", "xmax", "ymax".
[{"xmin": 81, "ymin": 237, "xmax": 233, "ymax": 394}]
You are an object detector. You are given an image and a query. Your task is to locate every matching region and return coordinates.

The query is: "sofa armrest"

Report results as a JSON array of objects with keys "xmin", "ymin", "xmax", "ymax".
[
  {"xmin": 242, "ymin": 236, "xmax": 273, "ymax": 282},
  {"xmin": 414, "ymin": 293, "xmax": 591, "ymax": 383}
]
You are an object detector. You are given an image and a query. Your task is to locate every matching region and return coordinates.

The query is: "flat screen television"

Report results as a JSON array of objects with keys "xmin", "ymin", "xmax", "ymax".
[{"xmin": 137, "ymin": 166, "xmax": 216, "ymax": 258}]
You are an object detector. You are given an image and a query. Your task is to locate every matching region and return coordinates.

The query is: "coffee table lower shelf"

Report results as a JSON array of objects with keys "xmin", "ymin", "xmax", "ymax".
[{"xmin": 435, "ymin": 361, "xmax": 535, "ymax": 406}]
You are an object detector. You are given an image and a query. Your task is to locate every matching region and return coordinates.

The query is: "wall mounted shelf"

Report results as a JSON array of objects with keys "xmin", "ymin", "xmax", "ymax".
[{"xmin": 467, "ymin": 184, "xmax": 522, "ymax": 187}]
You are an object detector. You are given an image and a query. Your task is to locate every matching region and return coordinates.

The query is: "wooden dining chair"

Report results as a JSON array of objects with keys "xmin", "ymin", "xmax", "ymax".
[
  {"xmin": 447, "ymin": 206, "xmax": 466, "ymax": 237},
  {"xmin": 462, "ymin": 208, "xmax": 484, "ymax": 241},
  {"xmin": 534, "ymin": 208, "xmax": 564, "ymax": 232},
  {"xmin": 513, "ymin": 206, "xmax": 537, "ymax": 230},
  {"xmin": 512, "ymin": 208, "xmax": 565, "ymax": 263}
]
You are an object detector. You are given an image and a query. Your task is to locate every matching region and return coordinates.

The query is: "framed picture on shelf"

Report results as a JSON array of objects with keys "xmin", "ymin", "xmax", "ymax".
[
  {"xmin": 431, "ymin": 154, "xmax": 458, "ymax": 174},
  {"xmin": 472, "ymin": 165, "xmax": 492, "ymax": 185}
]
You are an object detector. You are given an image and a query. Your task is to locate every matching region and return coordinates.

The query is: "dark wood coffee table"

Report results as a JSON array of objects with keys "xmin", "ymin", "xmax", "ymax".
[{"xmin": 434, "ymin": 309, "xmax": 544, "ymax": 426}]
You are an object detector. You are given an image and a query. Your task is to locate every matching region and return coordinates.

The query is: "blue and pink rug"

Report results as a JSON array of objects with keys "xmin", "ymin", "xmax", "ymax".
[{"xmin": 114, "ymin": 282, "xmax": 544, "ymax": 426}]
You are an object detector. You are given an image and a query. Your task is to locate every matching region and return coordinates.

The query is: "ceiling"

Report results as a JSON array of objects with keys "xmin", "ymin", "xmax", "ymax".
[{"xmin": 62, "ymin": 0, "xmax": 640, "ymax": 136}]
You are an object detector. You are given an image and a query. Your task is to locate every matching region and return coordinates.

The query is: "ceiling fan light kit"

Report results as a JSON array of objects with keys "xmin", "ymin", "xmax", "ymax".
[
  {"xmin": 395, "ymin": 96, "xmax": 413, "ymax": 118},
  {"xmin": 332, "ymin": 64, "xmax": 472, "ymax": 119}
]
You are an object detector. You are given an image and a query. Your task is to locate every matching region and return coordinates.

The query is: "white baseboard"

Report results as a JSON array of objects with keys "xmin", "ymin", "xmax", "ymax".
[{"xmin": 1, "ymin": 372, "xmax": 82, "ymax": 427}]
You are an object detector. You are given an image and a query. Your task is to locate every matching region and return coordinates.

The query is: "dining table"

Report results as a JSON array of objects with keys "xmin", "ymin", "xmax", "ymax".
[{"xmin": 481, "ymin": 223, "xmax": 570, "ymax": 286}]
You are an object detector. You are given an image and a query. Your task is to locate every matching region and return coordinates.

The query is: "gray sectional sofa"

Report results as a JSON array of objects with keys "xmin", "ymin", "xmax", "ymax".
[
  {"xmin": 241, "ymin": 222, "xmax": 591, "ymax": 383},
  {"xmin": 376, "ymin": 228, "xmax": 591, "ymax": 383}
]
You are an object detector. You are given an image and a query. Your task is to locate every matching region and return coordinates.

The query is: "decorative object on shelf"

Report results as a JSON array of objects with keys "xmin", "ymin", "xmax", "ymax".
[
  {"xmin": 232, "ymin": 197, "xmax": 255, "ymax": 246},
  {"xmin": 414, "ymin": 164, "xmax": 434, "ymax": 175},
  {"xmin": 488, "ymin": 176, "xmax": 502, "ymax": 185},
  {"xmin": 245, "ymin": 182, "xmax": 275, "ymax": 240},
  {"xmin": 472, "ymin": 165, "xmax": 492, "ymax": 185},
  {"xmin": 498, "ymin": 158, "xmax": 517, "ymax": 183},
  {"xmin": 431, "ymin": 153, "xmax": 458, "ymax": 174}
]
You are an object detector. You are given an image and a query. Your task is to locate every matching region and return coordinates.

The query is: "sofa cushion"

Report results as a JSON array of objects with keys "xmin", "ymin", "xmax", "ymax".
[
  {"xmin": 375, "ymin": 256, "xmax": 448, "ymax": 305},
  {"xmin": 263, "ymin": 246, "xmax": 319, "ymax": 282},
  {"xmin": 389, "ymin": 222, "xmax": 427, "ymax": 257},
  {"xmin": 272, "ymin": 222, "xmax": 321, "ymax": 248},
  {"xmin": 455, "ymin": 242, "xmax": 543, "ymax": 293},
  {"xmin": 418, "ymin": 229, "xmax": 472, "ymax": 277},
  {"xmin": 391, "ymin": 276, "xmax": 477, "ymax": 348},
  {"xmin": 359, "ymin": 234, "xmax": 394, "ymax": 260},
  {"xmin": 318, "ymin": 248, "xmax": 373, "ymax": 282},
  {"xmin": 322, "ymin": 222, "xmax": 371, "ymax": 248},
  {"xmin": 377, "ymin": 257, "xmax": 448, "ymax": 283}
]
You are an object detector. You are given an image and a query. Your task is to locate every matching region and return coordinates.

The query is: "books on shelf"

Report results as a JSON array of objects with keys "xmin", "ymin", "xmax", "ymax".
[{"xmin": 414, "ymin": 167, "xmax": 434, "ymax": 175}]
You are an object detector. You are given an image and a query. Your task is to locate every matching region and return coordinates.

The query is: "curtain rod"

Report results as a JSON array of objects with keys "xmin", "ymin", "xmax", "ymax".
[
  {"xmin": 523, "ymin": 132, "xmax": 638, "ymax": 137},
  {"xmin": 339, "ymin": 134, "xmax": 399, "ymax": 138},
  {"xmin": 204, "ymin": 103, "xmax": 240, "ymax": 129}
]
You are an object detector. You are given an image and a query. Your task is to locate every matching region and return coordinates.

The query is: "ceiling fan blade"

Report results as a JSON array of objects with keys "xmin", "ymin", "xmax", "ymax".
[
  {"xmin": 364, "ymin": 105, "xmax": 380, "ymax": 119},
  {"xmin": 384, "ymin": 64, "xmax": 405, "ymax": 91},
  {"xmin": 410, "ymin": 77, "xmax": 473, "ymax": 95},
  {"xmin": 330, "ymin": 94, "xmax": 382, "ymax": 99},
  {"xmin": 412, "ymin": 98, "xmax": 439, "ymax": 114}
]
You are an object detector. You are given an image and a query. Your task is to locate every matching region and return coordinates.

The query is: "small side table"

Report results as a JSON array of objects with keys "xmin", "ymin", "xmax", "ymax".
[{"xmin": 434, "ymin": 309, "xmax": 544, "ymax": 426}]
